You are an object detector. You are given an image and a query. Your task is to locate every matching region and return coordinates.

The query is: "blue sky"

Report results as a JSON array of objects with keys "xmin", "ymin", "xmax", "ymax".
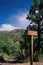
[{"xmin": 0, "ymin": 0, "xmax": 33, "ymax": 31}]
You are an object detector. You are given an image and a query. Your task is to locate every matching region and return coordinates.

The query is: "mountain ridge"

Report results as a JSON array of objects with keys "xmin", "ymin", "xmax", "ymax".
[{"xmin": 0, "ymin": 29, "xmax": 25, "ymax": 42}]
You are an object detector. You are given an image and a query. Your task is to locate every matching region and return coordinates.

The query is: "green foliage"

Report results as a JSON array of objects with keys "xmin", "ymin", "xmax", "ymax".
[
  {"xmin": 18, "ymin": 31, "xmax": 31, "ymax": 62},
  {"xmin": 27, "ymin": 0, "xmax": 43, "ymax": 23},
  {"xmin": 0, "ymin": 29, "xmax": 24, "ymax": 58},
  {"xmin": 0, "ymin": 28, "xmax": 43, "ymax": 62},
  {"xmin": 27, "ymin": 0, "xmax": 43, "ymax": 62},
  {"xmin": 24, "ymin": 57, "xmax": 30, "ymax": 62},
  {"xmin": 32, "ymin": 0, "xmax": 39, "ymax": 7},
  {"xmin": 39, "ymin": 54, "xmax": 43, "ymax": 61},
  {"xmin": 0, "ymin": 53, "xmax": 11, "ymax": 61},
  {"xmin": 2, "ymin": 53, "xmax": 11, "ymax": 61}
]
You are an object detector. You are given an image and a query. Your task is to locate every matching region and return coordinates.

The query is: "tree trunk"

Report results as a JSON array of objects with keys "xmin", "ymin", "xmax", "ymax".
[{"xmin": 37, "ymin": 21, "xmax": 41, "ymax": 59}]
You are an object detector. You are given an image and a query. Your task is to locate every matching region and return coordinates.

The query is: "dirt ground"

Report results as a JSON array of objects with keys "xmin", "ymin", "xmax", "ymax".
[{"xmin": 0, "ymin": 62, "xmax": 43, "ymax": 65}]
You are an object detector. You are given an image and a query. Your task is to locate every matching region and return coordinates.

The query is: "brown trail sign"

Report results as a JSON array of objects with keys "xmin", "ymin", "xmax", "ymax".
[
  {"xmin": 28, "ymin": 30, "xmax": 37, "ymax": 36},
  {"xmin": 27, "ymin": 30, "xmax": 38, "ymax": 65}
]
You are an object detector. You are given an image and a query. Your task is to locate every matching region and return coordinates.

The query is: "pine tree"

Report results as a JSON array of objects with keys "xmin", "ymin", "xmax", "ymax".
[{"xmin": 26, "ymin": 0, "xmax": 43, "ymax": 61}]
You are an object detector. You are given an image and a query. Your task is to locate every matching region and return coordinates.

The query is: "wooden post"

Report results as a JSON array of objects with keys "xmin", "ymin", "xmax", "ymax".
[
  {"xmin": 27, "ymin": 30, "xmax": 38, "ymax": 65},
  {"xmin": 31, "ymin": 35, "xmax": 33, "ymax": 65}
]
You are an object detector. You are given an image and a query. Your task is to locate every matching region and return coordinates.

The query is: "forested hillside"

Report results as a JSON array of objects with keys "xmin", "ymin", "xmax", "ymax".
[
  {"xmin": 0, "ymin": 29, "xmax": 25, "ymax": 41},
  {"xmin": 0, "ymin": 29, "xmax": 43, "ymax": 62},
  {"xmin": 0, "ymin": 29, "xmax": 25, "ymax": 62}
]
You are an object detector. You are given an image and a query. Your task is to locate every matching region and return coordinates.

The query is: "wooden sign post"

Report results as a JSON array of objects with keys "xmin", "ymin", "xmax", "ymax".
[{"xmin": 27, "ymin": 30, "xmax": 38, "ymax": 65}]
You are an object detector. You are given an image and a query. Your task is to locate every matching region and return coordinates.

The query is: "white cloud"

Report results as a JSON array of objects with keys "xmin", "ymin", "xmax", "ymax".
[
  {"xmin": 0, "ymin": 24, "xmax": 21, "ymax": 31},
  {"xmin": 0, "ymin": 11, "xmax": 31, "ymax": 31},
  {"xmin": 17, "ymin": 12, "xmax": 31, "ymax": 29},
  {"xmin": 6, "ymin": 11, "xmax": 31, "ymax": 29}
]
